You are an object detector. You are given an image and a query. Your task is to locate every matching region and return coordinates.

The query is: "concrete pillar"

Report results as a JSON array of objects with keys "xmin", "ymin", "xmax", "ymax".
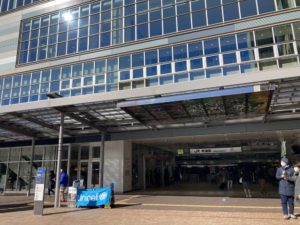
[{"xmin": 103, "ymin": 140, "xmax": 132, "ymax": 193}]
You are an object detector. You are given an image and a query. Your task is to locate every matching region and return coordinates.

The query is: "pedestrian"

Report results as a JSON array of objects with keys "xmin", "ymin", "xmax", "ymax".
[
  {"xmin": 240, "ymin": 167, "xmax": 252, "ymax": 198},
  {"xmin": 48, "ymin": 170, "xmax": 55, "ymax": 196},
  {"xmin": 256, "ymin": 166, "xmax": 267, "ymax": 195},
  {"xmin": 275, "ymin": 157, "xmax": 296, "ymax": 220},
  {"xmin": 290, "ymin": 162, "xmax": 300, "ymax": 218},
  {"xmin": 227, "ymin": 168, "xmax": 233, "ymax": 190},
  {"xmin": 164, "ymin": 167, "xmax": 170, "ymax": 186},
  {"xmin": 60, "ymin": 169, "xmax": 68, "ymax": 202}
]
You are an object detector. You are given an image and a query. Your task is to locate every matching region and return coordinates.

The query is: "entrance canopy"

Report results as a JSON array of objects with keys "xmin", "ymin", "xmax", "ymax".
[
  {"xmin": 117, "ymin": 85, "xmax": 273, "ymax": 126},
  {"xmin": 0, "ymin": 77, "xmax": 300, "ymax": 144}
]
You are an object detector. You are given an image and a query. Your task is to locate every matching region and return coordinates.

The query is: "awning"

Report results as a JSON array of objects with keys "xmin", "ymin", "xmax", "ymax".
[{"xmin": 117, "ymin": 85, "xmax": 274, "ymax": 125}]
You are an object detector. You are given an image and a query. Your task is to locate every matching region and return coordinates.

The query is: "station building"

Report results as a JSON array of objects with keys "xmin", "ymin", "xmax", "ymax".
[{"xmin": 0, "ymin": 0, "xmax": 300, "ymax": 194}]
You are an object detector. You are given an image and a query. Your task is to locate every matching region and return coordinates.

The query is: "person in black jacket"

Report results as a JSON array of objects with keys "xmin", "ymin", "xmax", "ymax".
[
  {"xmin": 240, "ymin": 167, "xmax": 253, "ymax": 198},
  {"xmin": 48, "ymin": 170, "xmax": 55, "ymax": 196},
  {"xmin": 275, "ymin": 157, "xmax": 296, "ymax": 220}
]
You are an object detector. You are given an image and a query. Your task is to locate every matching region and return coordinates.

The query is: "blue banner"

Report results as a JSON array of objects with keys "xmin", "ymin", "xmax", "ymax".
[{"xmin": 76, "ymin": 187, "xmax": 111, "ymax": 207}]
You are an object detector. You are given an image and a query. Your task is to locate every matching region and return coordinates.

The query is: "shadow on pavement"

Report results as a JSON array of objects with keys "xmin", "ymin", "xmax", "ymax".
[
  {"xmin": 114, "ymin": 203, "xmax": 142, "ymax": 208},
  {"xmin": 44, "ymin": 208, "xmax": 87, "ymax": 216},
  {"xmin": 0, "ymin": 203, "xmax": 53, "ymax": 214}
]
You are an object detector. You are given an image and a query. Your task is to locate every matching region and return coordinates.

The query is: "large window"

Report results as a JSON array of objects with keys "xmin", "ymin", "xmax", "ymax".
[
  {"xmin": 0, "ymin": 0, "xmax": 53, "ymax": 14},
  {"xmin": 17, "ymin": 0, "xmax": 300, "ymax": 64},
  {"xmin": 2, "ymin": 21, "xmax": 300, "ymax": 106}
]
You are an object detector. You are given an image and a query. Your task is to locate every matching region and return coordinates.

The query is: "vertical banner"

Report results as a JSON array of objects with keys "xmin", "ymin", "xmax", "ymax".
[{"xmin": 34, "ymin": 168, "xmax": 47, "ymax": 216}]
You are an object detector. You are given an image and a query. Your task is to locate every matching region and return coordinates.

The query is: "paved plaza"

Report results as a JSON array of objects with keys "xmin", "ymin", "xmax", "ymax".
[{"xmin": 1, "ymin": 194, "xmax": 300, "ymax": 225}]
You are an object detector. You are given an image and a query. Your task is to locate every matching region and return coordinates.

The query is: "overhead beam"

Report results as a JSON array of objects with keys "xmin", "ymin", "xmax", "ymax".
[
  {"xmin": 264, "ymin": 90, "xmax": 275, "ymax": 122},
  {"xmin": 0, "ymin": 120, "xmax": 39, "ymax": 138},
  {"xmin": 222, "ymin": 96, "xmax": 228, "ymax": 116},
  {"xmin": 9, "ymin": 112, "xmax": 75, "ymax": 136},
  {"xmin": 181, "ymin": 103, "xmax": 192, "ymax": 118},
  {"xmin": 110, "ymin": 120, "xmax": 300, "ymax": 142},
  {"xmin": 53, "ymin": 106, "xmax": 107, "ymax": 132}
]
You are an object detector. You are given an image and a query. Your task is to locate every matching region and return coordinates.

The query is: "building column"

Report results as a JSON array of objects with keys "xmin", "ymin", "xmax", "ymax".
[
  {"xmin": 54, "ymin": 113, "xmax": 64, "ymax": 208},
  {"xmin": 103, "ymin": 140, "xmax": 132, "ymax": 193},
  {"xmin": 100, "ymin": 132, "xmax": 105, "ymax": 188},
  {"xmin": 27, "ymin": 138, "xmax": 35, "ymax": 197}
]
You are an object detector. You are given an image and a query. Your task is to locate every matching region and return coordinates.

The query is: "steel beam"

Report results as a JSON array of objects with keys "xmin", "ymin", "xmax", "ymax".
[
  {"xmin": 0, "ymin": 119, "xmax": 39, "ymax": 138},
  {"xmin": 9, "ymin": 112, "xmax": 74, "ymax": 136}
]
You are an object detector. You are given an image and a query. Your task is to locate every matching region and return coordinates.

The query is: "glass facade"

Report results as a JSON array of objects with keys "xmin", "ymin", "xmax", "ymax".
[
  {"xmin": 0, "ymin": 144, "xmax": 102, "ymax": 191},
  {"xmin": 0, "ymin": 146, "xmax": 59, "ymax": 191},
  {"xmin": 18, "ymin": 0, "xmax": 300, "ymax": 64},
  {"xmin": 0, "ymin": 0, "xmax": 52, "ymax": 14},
  {"xmin": 1, "ymin": 21, "xmax": 299, "ymax": 106}
]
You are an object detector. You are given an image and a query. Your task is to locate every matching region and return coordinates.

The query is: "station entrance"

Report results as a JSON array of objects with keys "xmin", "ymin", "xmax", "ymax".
[{"xmin": 131, "ymin": 131, "xmax": 300, "ymax": 198}]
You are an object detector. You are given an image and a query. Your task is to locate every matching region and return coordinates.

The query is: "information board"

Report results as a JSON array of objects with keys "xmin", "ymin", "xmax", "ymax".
[{"xmin": 33, "ymin": 168, "xmax": 46, "ymax": 216}]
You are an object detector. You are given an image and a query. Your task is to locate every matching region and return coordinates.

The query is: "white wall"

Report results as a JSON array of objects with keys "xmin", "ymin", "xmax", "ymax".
[{"xmin": 103, "ymin": 140, "xmax": 132, "ymax": 193}]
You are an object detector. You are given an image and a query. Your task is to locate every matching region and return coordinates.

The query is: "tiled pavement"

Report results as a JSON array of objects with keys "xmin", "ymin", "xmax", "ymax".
[{"xmin": 1, "ymin": 194, "xmax": 300, "ymax": 225}]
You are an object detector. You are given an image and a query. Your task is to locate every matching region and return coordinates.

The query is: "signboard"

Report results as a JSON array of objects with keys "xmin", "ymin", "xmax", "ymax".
[
  {"xmin": 34, "ymin": 168, "xmax": 46, "ymax": 216},
  {"xmin": 34, "ymin": 184, "xmax": 45, "ymax": 201},
  {"xmin": 190, "ymin": 147, "xmax": 242, "ymax": 154},
  {"xmin": 67, "ymin": 187, "xmax": 77, "ymax": 208},
  {"xmin": 76, "ymin": 187, "xmax": 111, "ymax": 207},
  {"xmin": 177, "ymin": 149, "xmax": 184, "ymax": 155}
]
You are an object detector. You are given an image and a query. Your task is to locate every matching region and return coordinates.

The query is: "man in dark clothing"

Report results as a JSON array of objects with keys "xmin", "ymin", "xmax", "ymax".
[
  {"xmin": 48, "ymin": 170, "xmax": 55, "ymax": 196},
  {"xmin": 256, "ymin": 166, "xmax": 267, "ymax": 195},
  {"xmin": 240, "ymin": 167, "xmax": 253, "ymax": 198},
  {"xmin": 275, "ymin": 157, "xmax": 296, "ymax": 220}
]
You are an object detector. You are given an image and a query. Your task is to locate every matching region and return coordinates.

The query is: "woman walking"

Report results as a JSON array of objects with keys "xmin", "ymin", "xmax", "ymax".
[{"xmin": 275, "ymin": 157, "xmax": 296, "ymax": 220}]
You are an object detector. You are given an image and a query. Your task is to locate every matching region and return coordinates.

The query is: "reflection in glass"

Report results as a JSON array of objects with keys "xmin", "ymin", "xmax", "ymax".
[
  {"xmin": 278, "ymin": 43, "xmax": 294, "ymax": 56},
  {"xmin": 274, "ymin": 24, "xmax": 293, "ymax": 43},
  {"xmin": 276, "ymin": 0, "xmax": 295, "ymax": 9},
  {"xmin": 256, "ymin": 29, "xmax": 273, "ymax": 46},
  {"xmin": 258, "ymin": 46, "xmax": 274, "ymax": 59}
]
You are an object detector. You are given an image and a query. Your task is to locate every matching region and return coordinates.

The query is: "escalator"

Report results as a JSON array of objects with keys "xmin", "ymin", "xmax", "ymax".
[{"xmin": 0, "ymin": 156, "xmax": 39, "ymax": 192}]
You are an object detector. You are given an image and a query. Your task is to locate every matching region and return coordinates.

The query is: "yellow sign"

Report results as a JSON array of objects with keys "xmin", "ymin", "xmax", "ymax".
[{"xmin": 177, "ymin": 149, "xmax": 184, "ymax": 155}]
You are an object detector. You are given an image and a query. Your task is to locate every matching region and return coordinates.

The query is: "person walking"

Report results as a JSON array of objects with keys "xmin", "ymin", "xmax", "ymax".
[
  {"xmin": 60, "ymin": 169, "xmax": 68, "ymax": 202},
  {"xmin": 256, "ymin": 166, "xmax": 267, "ymax": 196},
  {"xmin": 48, "ymin": 170, "xmax": 55, "ymax": 196},
  {"xmin": 290, "ymin": 162, "xmax": 300, "ymax": 218},
  {"xmin": 240, "ymin": 167, "xmax": 252, "ymax": 198},
  {"xmin": 227, "ymin": 168, "xmax": 233, "ymax": 190},
  {"xmin": 275, "ymin": 157, "xmax": 296, "ymax": 220}
]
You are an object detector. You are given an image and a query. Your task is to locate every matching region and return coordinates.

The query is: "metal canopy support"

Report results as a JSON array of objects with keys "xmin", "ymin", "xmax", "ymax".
[
  {"xmin": 27, "ymin": 138, "xmax": 35, "ymax": 197},
  {"xmin": 9, "ymin": 112, "xmax": 74, "ymax": 136},
  {"xmin": 54, "ymin": 113, "xmax": 64, "ymax": 208},
  {"xmin": 0, "ymin": 120, "xmax": 39, "ymax": 138},
  {"xmin": 181, "ymin": 103, "xmax": 192, "ymax": 118},
  {"xmin": 222, "ymin": 96, "xmax": 228, "ymax": 116},
  {"xmin": 54, "ymin": 106, "xmax": 107, "ymax": 132},
  {"xmin": 100, "ymin": 132, "xmax": 105, "ymax": 188}
]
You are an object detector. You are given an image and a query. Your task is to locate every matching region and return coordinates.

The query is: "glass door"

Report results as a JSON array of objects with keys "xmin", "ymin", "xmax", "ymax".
[
  {"xmin": 91, "ymin": 145, "xmax": 101, "ymax": 188},
  {"xmin": 79, "ymin": 162, "xmax": 88, "ymax": 189},
  {"xmin": 70, "ymin": 143, "xmax": 102, "ymax": 189},
  {"xmin": 79, "ymin": 146, "xmax": 90, "ymax": 188}
]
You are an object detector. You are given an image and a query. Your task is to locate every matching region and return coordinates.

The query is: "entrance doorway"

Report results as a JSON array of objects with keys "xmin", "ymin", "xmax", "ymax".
[
  {"xmin": 131, "ymin": 133, "xmax": 287, "ymax": 197},
  {"xmin": 69, "ymin": 143, "xmax": 101, "ymax": 189}
]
